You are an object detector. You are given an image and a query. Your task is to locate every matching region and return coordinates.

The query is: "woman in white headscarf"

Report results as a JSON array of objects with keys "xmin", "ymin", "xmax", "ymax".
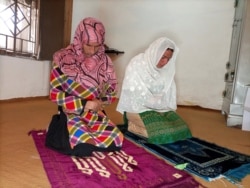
[{"xmin": 117, "ymin": 37, "xmax": 192, "ymax": 144}]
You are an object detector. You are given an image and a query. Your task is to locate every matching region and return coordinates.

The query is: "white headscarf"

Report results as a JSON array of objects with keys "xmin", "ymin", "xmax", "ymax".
[{"xmin": 117, "ymin": 37, "xmax": 179, "ymax": 113}]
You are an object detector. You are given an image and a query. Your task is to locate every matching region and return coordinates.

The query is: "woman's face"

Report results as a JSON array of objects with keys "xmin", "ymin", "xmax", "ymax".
[
  {"xmin": 156, "ymin": 49, "xmax": 173, "ymax": 68},
  {"xmin": 82, "ymin": 42, "xmax": 101, "ymax": 57}
]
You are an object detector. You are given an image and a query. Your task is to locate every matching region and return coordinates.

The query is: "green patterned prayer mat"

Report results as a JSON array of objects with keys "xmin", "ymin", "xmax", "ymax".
[{"xmin": 139, "ymin": 111, "xmax": 192, "ymax": 144}]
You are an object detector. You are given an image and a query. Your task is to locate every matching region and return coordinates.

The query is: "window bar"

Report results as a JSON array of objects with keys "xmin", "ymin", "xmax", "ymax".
[
  {"xmin": 29, "ymin": 2, "xmax": 32, "ymax": 41},
  {"xmin": 20, "ymin": 38, "xmax": 23, "ymax": 53},
  {"xmin": 5, "ymin": 35, "xmax": 7, "ymax": 51},
  {"xmin": 13, "ymin": 0, "xmax": 17, "ymax": 54},
  {"xmin": 34, "ymin": 0, "xmax": 39, "ymax": 56}
]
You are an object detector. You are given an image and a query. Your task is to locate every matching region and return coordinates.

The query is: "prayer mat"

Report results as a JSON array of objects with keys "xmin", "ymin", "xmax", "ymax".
[
  {"xmin": 30, "ymin": 130, "xmax": 201, "ymax": 188},
  {"xmin": 124, "ymin": 131, "xmax": 250, "ymax": 183}
]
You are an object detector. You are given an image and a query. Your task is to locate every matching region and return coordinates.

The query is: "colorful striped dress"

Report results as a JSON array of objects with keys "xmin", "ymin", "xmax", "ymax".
[{"xmin": 46, "ymin": 17, "xmax": 123, "ymax": 156}]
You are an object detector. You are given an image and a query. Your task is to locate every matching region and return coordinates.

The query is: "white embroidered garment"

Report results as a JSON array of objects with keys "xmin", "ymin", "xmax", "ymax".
[{"xmin": 117, "ymin": 37, "xmax": 179, "ymax": 113}]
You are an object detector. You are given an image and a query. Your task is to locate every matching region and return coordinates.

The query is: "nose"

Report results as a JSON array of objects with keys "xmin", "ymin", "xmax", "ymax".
[
  {"xmin": 162, "ymin": 58, "xmax": 169, "ymax": 65},
  {"xmin": 89, "ymin": 46, "xmax": 96, "ymax": 55}
]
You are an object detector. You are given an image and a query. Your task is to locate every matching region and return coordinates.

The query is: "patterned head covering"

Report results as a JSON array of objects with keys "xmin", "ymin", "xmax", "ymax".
[
  {"xmin": 72, "ymin": 17, "xmax": 105, "ymax": 56},
  {"xmin": 53, "ymin": 17, "xmax": 116, "ymax": 89},
  {"xmin": 117, "ymin": 37, "xmax": 179, "ymax": 113}
]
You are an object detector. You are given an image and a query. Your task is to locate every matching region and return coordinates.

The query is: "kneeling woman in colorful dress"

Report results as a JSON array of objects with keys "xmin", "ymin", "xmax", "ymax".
[
  {"xmin": 117, "ymin": 37, "xmax": 192, "ymax": 144},
  {"xmin": 46, "ymin": 17, "xmax": 123, "ymax": 157}
]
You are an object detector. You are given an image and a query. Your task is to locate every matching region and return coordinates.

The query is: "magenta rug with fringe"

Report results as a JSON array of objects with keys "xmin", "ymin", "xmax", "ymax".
[{"xmin": 30, "ymin": 130, "xmax": 201, "ymax": 188}]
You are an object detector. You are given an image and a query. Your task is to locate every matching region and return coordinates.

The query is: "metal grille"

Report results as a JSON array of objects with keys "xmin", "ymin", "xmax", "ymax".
[{"xmin": 0, "ymin": 0, "xmax": 39, "ymax": 58}]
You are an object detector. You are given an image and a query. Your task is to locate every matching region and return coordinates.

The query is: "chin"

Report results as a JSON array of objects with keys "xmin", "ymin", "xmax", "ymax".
[{"xmin": 85, "ymin": 54, "xmax": 92, "ymax": 57}]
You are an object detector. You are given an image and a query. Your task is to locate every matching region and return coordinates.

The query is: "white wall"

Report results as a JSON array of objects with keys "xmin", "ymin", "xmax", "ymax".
[
  {"xmin": 71, "ymin": 0, "xmax": 100, "ymax": 40},
  {"xmin": 0, "ymin": 0, "xmax": 235, "ymax": 111},
  {"xmin": 97, "ymin": 0, "xmax": 234, "ymax": 110},
  {"xmin": 0, "ymin": 56, "xmax": 51, "ymax": 99}
]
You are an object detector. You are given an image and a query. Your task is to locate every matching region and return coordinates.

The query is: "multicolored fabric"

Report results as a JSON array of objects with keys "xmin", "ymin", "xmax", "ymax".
[
  {"xmin": 117, "ymin": 37, "xmax": 179, "ymax": 113},
  {"xmin": 49, "ymin": 17, "xmax": 123, "ymax": 150},
  {"xmin": 50, "ymin": 65, "xmax": 96, "ymax": 114},
  {"xmin": 139, "ymin": 111, "xmax": 192, "ymax": 144},
  {"xmin": 50, "ymin": 64, "xmax": 123, "ymax": 149}
]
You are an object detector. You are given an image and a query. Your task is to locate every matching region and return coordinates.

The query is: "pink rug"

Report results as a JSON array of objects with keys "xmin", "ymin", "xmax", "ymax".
[{"xmin": 30, "ymin": 130, "xmax": 201, "ymax": 188}]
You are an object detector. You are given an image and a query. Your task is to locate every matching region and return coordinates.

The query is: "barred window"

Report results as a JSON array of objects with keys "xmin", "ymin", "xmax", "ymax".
[
  {"xmin": 0, "ymin": 0, "xmax": 72, "ymax": 60},
  {"xmin": 0, "ymin": 0, "xmax": 39, "ymax": 58}
]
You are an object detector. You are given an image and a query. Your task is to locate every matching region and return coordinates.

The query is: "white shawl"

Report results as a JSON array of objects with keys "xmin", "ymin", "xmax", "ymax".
[{"xmin": 117, "ymin": 37, "xmax": 179, "ymax": 113}]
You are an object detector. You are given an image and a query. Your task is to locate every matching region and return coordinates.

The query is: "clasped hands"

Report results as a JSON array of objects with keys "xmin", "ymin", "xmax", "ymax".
[{"xmin": 85, "ymin": 99, "xmax": 107, "ymax": 112}]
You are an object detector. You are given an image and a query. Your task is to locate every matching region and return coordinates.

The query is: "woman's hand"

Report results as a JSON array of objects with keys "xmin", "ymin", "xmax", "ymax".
[{"xmin": 85, "ymin": 99, "xmax": 106, "ymax": 112}]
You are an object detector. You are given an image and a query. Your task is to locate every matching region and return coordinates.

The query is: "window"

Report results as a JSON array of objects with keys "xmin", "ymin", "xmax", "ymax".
[
  {"xmin": 0, "ymin": 0, "xmax": 39, "ymax": 58},
  {"xmin": 0, "ymin": 0, "xmax": 72, "ymax": 60}
]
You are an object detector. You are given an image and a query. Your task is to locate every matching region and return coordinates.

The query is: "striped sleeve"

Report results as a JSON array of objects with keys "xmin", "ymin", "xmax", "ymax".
[{"xmin": 49, "ymin": 63, "xmax": 93, "ymax": 114}]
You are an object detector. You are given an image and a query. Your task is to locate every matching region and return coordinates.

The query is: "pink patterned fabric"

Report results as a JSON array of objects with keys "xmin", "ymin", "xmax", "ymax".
[
  {"xmin": 31, "ymin": 130, "xmax": 202, "ymax": 188},
  {"xmin": 53, "ymin": 17, "xmax": 116, "ymax": 89}
]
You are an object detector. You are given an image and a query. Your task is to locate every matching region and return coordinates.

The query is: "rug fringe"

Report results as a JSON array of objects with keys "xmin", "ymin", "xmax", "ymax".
[
  {"xmin": 207, "ymin": 175, "xmax": 224, "ymax": 182},
  {"xmin": 223, "ymin": 163, "xmax": 250, "ymax": 184}
]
